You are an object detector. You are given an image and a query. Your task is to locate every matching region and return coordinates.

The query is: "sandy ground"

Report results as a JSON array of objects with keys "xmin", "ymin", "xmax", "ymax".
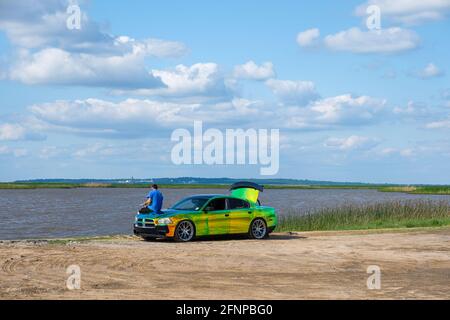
[{"xmin": 0, "ymin": 227, "xmax": 449, "ymax": 300}]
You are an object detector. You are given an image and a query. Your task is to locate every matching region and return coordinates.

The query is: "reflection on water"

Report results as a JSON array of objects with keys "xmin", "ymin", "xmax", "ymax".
[{"xmin": 0, "ymin": 188, "xmax": 449, "ymax": 240}]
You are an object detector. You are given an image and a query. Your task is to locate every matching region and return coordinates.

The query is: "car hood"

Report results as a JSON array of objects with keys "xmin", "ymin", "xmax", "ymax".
[{"xmin": 136, "ymin": 208, "xmax": 193, "ymax": 219}]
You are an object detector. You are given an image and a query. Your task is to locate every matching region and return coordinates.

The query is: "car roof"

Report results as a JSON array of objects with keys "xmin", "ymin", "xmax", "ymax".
[
  {"xmin": 188, "ymin": 194, "xmax": 244, "ymax": 200},
  {"xmin": 188, "ymin": 194, "xmax": 222, "ymax": 199}
]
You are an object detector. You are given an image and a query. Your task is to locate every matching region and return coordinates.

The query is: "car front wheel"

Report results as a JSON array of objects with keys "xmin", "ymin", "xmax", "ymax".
[
  {"xmin": 174, "ymin": 220, "xmax": 195, "ymax": 242},
  {"xmin": 249, "ymin": 218, "xmax": 267, "ymax": 239}
]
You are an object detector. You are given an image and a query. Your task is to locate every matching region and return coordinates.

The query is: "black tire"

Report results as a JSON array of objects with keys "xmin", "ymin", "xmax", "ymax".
[
  {"xmin": 174, "ymin": 220, "xmax": 195, "ymax": 242},
  {"xmin": 248, "ymin": 218, "xmax": 268, "ymax": 239}
]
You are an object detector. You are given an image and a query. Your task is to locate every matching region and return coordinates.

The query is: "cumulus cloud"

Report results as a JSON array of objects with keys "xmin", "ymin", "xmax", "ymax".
[
  {"xmin": 0, "ymin": 0, "xmax": 187, "ymax": 89},
  {"xmin": 414, "ymin": 63, "xmax": 444, "ymax": 79},
  {"xmin": 22, "ymin": 91, "xmax": 388, "ymax": 139},
  {"xmin": 0, "ymin": 145, "xmax": 28, "ymax": 157},
  {"xmin": 266, "ymin": 79, "xmax": 320, "ymax": 105},
  {"xmin": 284, "ymin": 94, "xmax": 387, "ymax": 129},
  {"xmin": 393, "ymin": 101, "xmax": 433, "ymax": 119},
  {"xmin": 324, "ymin": 135, "xmax": 379, "ymax": 151},
  {"xmin": 0, "ymin": 123, "xmax": 45, "ymax": 141},
  {"xmin": 426, "ymin": 119, "xmax": 450, "ymax": 129},
  {"xmin": 379, "ymin": 147, "xmax": 415, "ymax": 157},
  {"xmin": 233, "ymin": 61, "xmax": 275, "ymax": 81},
  {"xmin": 10, "ymin": 48, "xmax": 164, "ymax": 88},
  {"xmin": 119, "ymin": 63, "xmax": 234, "ymax": 100},
  {"xmin": 324, "ymin": 27, "xmax": 420, "ymax": 54},
  {"xmin": 26, "ymin": 97, "xmax": 267, "ymax": 138},
  {"xmin": 296, "ymin": 26, "xmax": 420, "ymax": 54},
  {"xmin": 0, "ymin": 1, "xmax": 187, "ymax": 57},
  {"xmin": 355, "ymin": 0, "xmax": 450, "ymax": 25},
  {"xmin": 29, "ymin": 98, "xmax": 200, "ymax": 137},
  {"xmin": 296, "ymin": 28, "xmax": 320, "ymax": 47}
]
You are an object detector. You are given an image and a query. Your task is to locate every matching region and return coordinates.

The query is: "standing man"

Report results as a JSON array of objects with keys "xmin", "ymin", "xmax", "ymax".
[{"xmin": 139, "ymin": 184, "xmax": 164, "ymax": 214}]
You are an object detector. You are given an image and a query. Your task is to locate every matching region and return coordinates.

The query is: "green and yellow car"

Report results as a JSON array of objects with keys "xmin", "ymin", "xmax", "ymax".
[{"xmin": 133, "ymin": 182, "xmax": 277, "ymax": 242}]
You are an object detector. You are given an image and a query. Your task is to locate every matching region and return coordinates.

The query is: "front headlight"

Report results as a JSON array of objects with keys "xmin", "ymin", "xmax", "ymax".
[{"xmin": 157, "ymin": 218, "xmax": 173, "ymax": 225}]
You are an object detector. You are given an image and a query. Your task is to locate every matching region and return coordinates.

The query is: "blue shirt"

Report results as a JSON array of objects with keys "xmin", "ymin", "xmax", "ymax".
[{"xmin": 147, "ymin": 189, "xmax": 163, "ymax": 213}]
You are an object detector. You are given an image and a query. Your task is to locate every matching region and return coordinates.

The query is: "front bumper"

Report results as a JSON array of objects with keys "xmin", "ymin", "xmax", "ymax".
[{"xmin": 133, "ymin": 225, "xmax": 170, "ymax": 238}]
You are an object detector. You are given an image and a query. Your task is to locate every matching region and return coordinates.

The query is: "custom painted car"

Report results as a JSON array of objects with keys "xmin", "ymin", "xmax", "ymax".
[{"xmin": 133, "ymin": 181, "xmax": 277, "ymax": 242}]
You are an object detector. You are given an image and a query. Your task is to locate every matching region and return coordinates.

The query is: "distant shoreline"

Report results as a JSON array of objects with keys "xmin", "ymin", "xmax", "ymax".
[{"xmin": 0, "ymin": 182, "xmax": 449, "ymax": 195}]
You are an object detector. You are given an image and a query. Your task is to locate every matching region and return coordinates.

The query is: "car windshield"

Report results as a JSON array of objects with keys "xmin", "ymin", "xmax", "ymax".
[{"xmin": 171, "ymin": 197, "xmax": 210, "ymax": 211}]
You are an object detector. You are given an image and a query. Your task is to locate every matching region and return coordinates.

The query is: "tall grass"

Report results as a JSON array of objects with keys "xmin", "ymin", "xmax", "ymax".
[
  {"xmin": 378, "ymin": 186, "xmax": 450, "ymax": 195},
  {"xmin": 277, "ymin": 200, "xmax": 450, "ymax": 232}
]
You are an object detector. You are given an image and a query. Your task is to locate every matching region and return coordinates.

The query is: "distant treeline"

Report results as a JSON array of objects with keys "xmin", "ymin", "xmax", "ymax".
[
  {"xmin": 12, "ymin": 177, "xmax": 396, "ymax": 186},
  {"xmin": 0, "ymin": 178, "xmax": 449, "ymax": 195}
]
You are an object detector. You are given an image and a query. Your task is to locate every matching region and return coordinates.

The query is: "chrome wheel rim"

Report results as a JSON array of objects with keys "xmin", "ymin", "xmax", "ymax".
[
  {"xmin": 177, "ymin": 221, "xmax": 194, "ymax": 241},
  {"xmin": 252, "ymin": 219, "xmax": 266, "ymax": 239}
]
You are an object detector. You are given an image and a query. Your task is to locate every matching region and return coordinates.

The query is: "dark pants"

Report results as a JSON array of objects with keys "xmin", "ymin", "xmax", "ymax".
[{"xmin": 139, "ymin": 207, "xmax": 153, "ymax": 214}]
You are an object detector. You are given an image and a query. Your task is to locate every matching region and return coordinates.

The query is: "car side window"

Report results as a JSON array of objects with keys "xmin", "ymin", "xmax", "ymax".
[
  {"xmin": 206, "ymin": 198, "xmax": 226, "ymax": 211},
  {"xmin": 228, "ymin": 198, "xmax": 250, "ymax": 209}
]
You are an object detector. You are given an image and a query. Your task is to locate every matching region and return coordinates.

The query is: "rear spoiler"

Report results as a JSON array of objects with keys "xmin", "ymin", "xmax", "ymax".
[{"xmin": 229, "ymin": 181, "xmax": 264, "ymax": 204}]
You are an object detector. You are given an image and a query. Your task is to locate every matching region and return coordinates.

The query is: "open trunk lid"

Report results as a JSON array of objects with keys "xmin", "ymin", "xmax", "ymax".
[{"xmin": 229, "ymin": 181, "xmax": 264, "ymax": 204}]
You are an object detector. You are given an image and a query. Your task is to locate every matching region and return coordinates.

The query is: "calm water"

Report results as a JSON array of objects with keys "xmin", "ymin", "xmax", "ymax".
[{"xmin": 1, "ymin": 188, "xmax": 449, "ymax": 240}]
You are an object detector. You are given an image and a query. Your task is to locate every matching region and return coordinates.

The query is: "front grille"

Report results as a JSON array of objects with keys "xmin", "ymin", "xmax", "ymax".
[
  {"xmin": 144, "ymin": 219, "xmax": 155, "ymax": 228},
  {"xmin": 135, "ymin": 218, "xmax": 155, "ymax": 228}
]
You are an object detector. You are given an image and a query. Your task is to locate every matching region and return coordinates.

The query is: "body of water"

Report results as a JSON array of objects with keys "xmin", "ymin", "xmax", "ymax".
[{"xmin": 1, "ymin": 188, "xmax": 449, "ymax": 240}]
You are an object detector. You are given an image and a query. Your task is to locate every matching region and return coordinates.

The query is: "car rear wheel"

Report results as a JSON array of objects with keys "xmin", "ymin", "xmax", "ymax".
[
  {"xmin": 249, "ymin": 218, "xmax": 267, "ymax": 239},
  {"xmin": 174, "ymin": 220, "xmax": 195, "ymax": 242}
]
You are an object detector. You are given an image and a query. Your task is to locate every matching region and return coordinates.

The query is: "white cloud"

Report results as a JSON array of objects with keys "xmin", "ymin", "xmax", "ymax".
[
  {"xmin": 426, "ymin": 119, "xmax": 450, "ymax": 129},
  {"xmin": 0, "ymin": 123, "xmax": 27, "ymax": 141},
  {"xmin": 27, "ymin": 97, "xmax": 266, "ymax": 138},
  {"xmin": 415, "ymin": 63, "xmax": 444, "ymax": 79},
  {"xmin": 355, "ymin": 0, "xmax": 450, "ymax": 25},
  {"xmin": 23, "ymin": 91, "xmax": 388, "ymax": 139},
  {"xmin": 38, "ymin": 146, "xmax": 66, "ymax": 159},
  {"xmin": 379, "ymin": 147, "xmax": 415, "ymax": 157},
  {"xmin": 0, "ymin": 1, "xmax": 187, "ymax": 57},
  {"xmin": 393, "ymin": 101, "xmax": 432, "ymax": 119},
  {"xmin": 73, "ymin": 143, "xmax": 126, "ymax": 158},
  {"xmin": 0, "ymin": 123, "xmax": 44, "ymax": 141},
  {"xmin": 0, "ymin": 1, "xmax": 187, "ymax": 89},
  {"xmin": 284, "ymin": 94, "xmax": 387, "ymax": 129},
  {"xmin": 120, "ymin": 63, "xmax": 234, "ymax": 100},
  {"xmin": 29, "ymin": 98, "xmax": 199, "ymax": 134},
  {"xmin": 10, "ymin": 48, "xmax": 164, "ymax": 88},
  {"xmin": 266, "ymin": 79, "xmax": 319, "ymax": 105},
  {"xmin": 296, "ymin": 28, "xmax": 320, "ymax": 47},
  {"xmin": 124, "ymin": 38, "xmax": 188, "ymax": 59},
  {"xmin": 233, "ymin": 61, "xmax": 275, "ymax": 81},
  {"xmin": 324, "ymin": 27, "xmax": 420, "ymax": 54},
  {"xmin": 0, "ymin": 145, "xmax": 28, "ymax": 157},
  {"xmin": 324, "ymin": 135, "xmax": 379, "ymax": 151}
]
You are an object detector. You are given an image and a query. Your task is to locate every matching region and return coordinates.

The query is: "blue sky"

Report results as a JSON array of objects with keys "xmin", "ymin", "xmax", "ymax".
[{"xmin": 0, "ymin": 0, "xmax": 449, "ymax": 183}]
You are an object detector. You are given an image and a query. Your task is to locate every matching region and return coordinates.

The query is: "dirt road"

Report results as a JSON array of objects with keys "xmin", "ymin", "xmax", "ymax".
[{"xmin": 1, "ymin": 228, "xmax": 449, "ymax": 299}]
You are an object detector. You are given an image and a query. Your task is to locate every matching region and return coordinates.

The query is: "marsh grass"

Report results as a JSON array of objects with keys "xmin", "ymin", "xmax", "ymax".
[
  {"xmin": 378, "ymin": 186, "xmax": 450, "ymax": 195},
  {"xmin": 1, "ymin": 182, "xmax": 450, "ymax": 194},
  {"xmin": 277, "ymin": 200, "xmax": 450, "ymax": 232}
]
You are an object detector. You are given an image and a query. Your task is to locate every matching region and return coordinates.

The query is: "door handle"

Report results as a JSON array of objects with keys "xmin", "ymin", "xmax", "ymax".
[
  {"xmin": 248, "ymin": 211, "xmax": 253, "ymax": 214},
  {"xmin": 225, "ymin": 214, "xmax": 230, "ymax": 217}
]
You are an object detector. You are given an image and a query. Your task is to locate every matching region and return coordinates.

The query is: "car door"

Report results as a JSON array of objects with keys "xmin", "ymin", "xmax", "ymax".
[
  {"xmin": 227, "ymin": 198, "xmax": 252, "ymax": 234},
  {"xmin": 203, "ymin": 197, "xmax": 230, "ymax": 235}
]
